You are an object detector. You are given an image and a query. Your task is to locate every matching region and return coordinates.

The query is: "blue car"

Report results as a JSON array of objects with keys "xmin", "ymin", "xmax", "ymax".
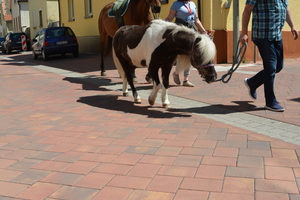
[
  {"xmin": 0, "ymin": 37, "xmax": 4, "ymax": 50},
  {"xmin": 32, "ymin": 27, "xmax": 79, "ymax": 60},
  {"xmin": 1, "ymin": 32, "xmax": 30, "ymax": 54}
]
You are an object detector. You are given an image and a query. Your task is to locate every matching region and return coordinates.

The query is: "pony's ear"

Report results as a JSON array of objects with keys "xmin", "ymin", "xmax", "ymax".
[{"xmin": 194, "ymin": 37, "xmax": 202, "ymax": 45}]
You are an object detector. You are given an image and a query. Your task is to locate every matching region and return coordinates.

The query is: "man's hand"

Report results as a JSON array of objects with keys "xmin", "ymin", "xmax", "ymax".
[
  {"xmin": 291, "ymin": 28, "xmax": 299, "ymax": 40},
  {"xmin": 239, "ymin": 34, "xmax": 248, "ymax": 45}
]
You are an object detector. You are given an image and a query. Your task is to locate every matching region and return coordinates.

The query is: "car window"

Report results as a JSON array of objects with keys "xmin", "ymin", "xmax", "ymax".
[
  {"xmin": 12, "ymin": 34, "xmax": 23, "ymax": 39},
  {"xmin": 39, "ymin": 32, "xmax": 45, "ymax": 41},
  {"xmin": 46, "ymin": 28, "xmax": 75, "ymax": 38},
  {"xmin": 64, "ymin": 28, "xmax": 75, "ymax": 36}
]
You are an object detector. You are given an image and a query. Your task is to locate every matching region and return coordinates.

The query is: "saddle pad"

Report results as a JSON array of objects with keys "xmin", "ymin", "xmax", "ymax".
[{"xmin": 108, "ymin": 0, "xmax": 130, "ymax": 18}]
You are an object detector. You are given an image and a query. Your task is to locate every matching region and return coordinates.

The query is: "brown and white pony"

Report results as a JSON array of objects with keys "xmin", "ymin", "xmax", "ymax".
[
  {"xmin": 98, "ymin": 0, "xmax": 161, "ymax": 76},
  {"xmin": 112, "ymin": 20, "xmax": 217, "ymax": 108}
]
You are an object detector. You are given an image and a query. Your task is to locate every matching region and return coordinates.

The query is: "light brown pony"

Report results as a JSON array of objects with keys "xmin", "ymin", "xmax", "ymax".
[{"xmin": 98, "ymin": 0, "xmax": 161, "ymax": 76}]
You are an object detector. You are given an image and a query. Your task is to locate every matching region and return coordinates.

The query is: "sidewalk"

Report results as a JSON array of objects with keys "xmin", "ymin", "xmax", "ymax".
[{"xmin": 0, "ymin": 52, "xmax": 299, "ymax": 200}]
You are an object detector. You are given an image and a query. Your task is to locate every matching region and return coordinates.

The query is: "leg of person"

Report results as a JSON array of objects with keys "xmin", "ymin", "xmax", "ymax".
[
  {"xmin": 254, "ymin": 39, "xmax": 284, "ymax": 112},
  {"xmin": 173, "ymin": 55, "xmax": 189, "ymax": 85},
  {"xmin": 182, "ymin": 67, "xmax": 195, "ymax": 87},
  {"xmin": 244, "ymin": 39, "xmax": 267, "ymax": 100},
  {"xmin": 173, "ymin": 65, "xmax": 181, "ymax": 85}
]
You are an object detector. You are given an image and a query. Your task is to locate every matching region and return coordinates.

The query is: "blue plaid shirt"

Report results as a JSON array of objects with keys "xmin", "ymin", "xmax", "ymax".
[{"xmin": 246, "ymin": 0, "xmax": 288, "ymax": 41}]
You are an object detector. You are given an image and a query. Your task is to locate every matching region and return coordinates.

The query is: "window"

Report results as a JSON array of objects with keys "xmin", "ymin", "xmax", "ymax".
[
  {"xmin": 85, "ymin": 0, "xmax": 93, "ymax": 18},
  {"xmin": 68, "ymin": 0, "xmax": 75, "ymax": 21},
  {"xmin": 32, "ymin": 10, "xmax": 37, "ymax": 28},
  {"xmin": 39, "ymin": 10, "xmax": 43, "ymax": 27}
]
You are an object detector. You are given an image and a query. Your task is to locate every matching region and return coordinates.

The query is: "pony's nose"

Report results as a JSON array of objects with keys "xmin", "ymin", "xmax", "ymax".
[{"xmin": 206, "ymin": 74, "xmax": 217, "ymax": 83}]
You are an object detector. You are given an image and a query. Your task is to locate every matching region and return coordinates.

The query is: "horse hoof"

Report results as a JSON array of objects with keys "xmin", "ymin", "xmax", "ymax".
[
  {"xmin": 101, "ymin": 71, "xmax": 107, "ymax": 76},
  {"xmin": 148, "ymin": 98, "xmax": 155, "ymax": 106},
  {"xmin": 133, "ymin": 78, "xmax": 137, "ymax": 83},
  {"xmin": 163, "ymin": 104, "xmax": 171, "ymax": 109},
  {"xmin": 135, "ymin": 99, "xmax": 141, "ymax": 104},
  {"xmin": 123, "ymin": 93, "xmax": 129, "ymax": 97}
]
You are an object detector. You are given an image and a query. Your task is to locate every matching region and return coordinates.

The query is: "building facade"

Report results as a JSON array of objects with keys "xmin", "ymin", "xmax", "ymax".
[
  {"xmin": 0, "ymin": 0, "xmax": 13, "ymax": 36},
  {"xmin": 2, "ymin": 0, "xmax": 298, "ymax": 63},
  {"xmin": 57, "ymin": 0, "xmax": 300, "ymax": 63},
  {"xmin": 27, "ymin": 0, "xmax": 59, "ymax": 40}
]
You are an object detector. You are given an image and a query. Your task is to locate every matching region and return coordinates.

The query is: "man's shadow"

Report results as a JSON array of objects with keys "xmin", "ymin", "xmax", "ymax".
[{"xmin": 169, "ymin": 101, "xmax": 264, "ymax": 115}]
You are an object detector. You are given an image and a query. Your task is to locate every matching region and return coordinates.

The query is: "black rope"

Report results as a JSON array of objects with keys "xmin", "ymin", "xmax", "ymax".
[{"xmin": 215, "ymin": 41, "xmax": 247, "ymax": 83}]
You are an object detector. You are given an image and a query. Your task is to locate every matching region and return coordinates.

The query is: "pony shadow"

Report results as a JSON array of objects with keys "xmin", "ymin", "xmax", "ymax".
[
  {"xmin": 63, "ymin": 76, "xmax": 154, "ymax": 92},
  {"xmin": 169, "ymin": 101, "xmax": 264, "ymax": 115},
  {"xmin": 77, "ymin": 95, "xmax": 191, "ymax": 119},
  {"xmin": 63, "ymin": 76, "xmax": 119, "ymax": 91}
]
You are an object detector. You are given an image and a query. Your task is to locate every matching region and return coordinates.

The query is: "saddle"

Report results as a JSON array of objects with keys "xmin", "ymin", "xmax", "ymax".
[{"xmin": 108, "ymin": 0, "xmax": 131, "ymax": 27}]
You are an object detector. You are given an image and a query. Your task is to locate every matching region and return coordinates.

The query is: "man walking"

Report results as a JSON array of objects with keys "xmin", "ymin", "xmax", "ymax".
[{"xmin": 240, "ymin": 0, "xmax": 299, "ymax": 112}]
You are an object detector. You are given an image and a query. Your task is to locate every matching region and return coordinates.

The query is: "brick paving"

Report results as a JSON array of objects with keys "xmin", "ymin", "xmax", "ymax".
[{"xmin": 0, "ymin": 52, "xmax": 299, "ymax": 200}]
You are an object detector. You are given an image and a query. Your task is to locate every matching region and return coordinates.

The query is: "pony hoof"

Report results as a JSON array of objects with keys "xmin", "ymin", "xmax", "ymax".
[
  {"xmin": 135, "ymin": 99, "xmax": 141, "ymax": 104},
  {"xmin": 133, "ymin": 78, "xmax": 138, "ymax": 83},
  {"xmin": 148, "ymin": 99, "xmax": 155, "ymax": 106},
  {"xmin": 123, "ymin": 93, "xmax": 129, "ymax": 97},
  {"xmin": 163, "ymin": 104, "xmax": 171, "ymax": 109},
  {"xmin": 101, "ymin": 71, "xmax": 107, "ymax": 76}
]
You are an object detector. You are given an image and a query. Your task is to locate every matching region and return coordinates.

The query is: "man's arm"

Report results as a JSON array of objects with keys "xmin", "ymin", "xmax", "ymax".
[
  {"xmin": 286, "ymin": 7, "xmax": 299, "ymax": 40},
  {"xmin": 239, "ymin": 4, "xmax": 254, "ymax": 44}
]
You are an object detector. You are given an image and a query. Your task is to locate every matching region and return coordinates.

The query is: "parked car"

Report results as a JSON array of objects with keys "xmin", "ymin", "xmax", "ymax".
[
  {"xmin": 1, "ymin": 32, "xmax": 30, "ymax": 54},
  {"xmin": 32, "ymin": 27, "xmax": 79, "ymax": 61},
  {"xmin": 0, "ymin": 37, "xmax": 4, "ymax": 49}
]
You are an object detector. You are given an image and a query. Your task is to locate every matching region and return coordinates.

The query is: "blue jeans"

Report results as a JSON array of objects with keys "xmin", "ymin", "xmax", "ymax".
[{"xmin": 248, "ymin": 39, "xmax": 284, "ymax": 105}]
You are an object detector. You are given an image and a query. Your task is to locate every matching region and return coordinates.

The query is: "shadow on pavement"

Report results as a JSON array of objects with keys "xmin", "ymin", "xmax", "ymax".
[
  {"xmin": 63, "ymin": 76, "xmax": 153, "ymax": 92},
  {"xmin": 169, "ymin": 101, "xmax": 265, "ymax": 115},
  {"xmin": 77, "ymin": 95, "xmax": 192, "ymax": 119},
  {"xmin": 1, "ymin": 52, "xmax": 116, "ymax": 74},
  {"xmin": 290, "ymin": 97, "xmax": 300, "ymax": 103}
]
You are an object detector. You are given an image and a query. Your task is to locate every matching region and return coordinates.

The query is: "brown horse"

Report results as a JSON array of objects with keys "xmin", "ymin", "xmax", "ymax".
[{"xmin": 98, "ymin": 0, "xmax": 161, "ymax": 76}]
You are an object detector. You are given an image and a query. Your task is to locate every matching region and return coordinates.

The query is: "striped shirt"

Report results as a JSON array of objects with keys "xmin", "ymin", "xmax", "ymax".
[{"xmin": 246, "ymin": 0, "xmax": 288, "ymax": 40}]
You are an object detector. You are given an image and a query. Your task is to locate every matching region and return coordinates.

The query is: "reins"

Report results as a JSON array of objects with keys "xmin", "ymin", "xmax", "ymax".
[{"xmin": 215, "ymin": 41, "xmax": 247, "ymax": 83}]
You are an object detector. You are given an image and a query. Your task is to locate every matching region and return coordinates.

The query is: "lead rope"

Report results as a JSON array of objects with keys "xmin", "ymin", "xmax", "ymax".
[{"xmin": 215, "ymin": 41, "xmax": 248, "ymax": 83}]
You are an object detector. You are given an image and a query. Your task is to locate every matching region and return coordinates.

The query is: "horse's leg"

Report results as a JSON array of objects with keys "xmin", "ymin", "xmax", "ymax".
[
  {"xmin": 145, "ymin": 70, "xmax": 153, "ymax": 84},
  {"xmin": 124, "ymin": 66, "xmax": 141, "ymax": 103},
  {"xmin": 118, "ymin": 59, "xmax": 140, "ymax": 103},
  {"xmin": 148, "ymin": 66, "xmax": 160, "ymax": 106},
  {"xmin": 113, "ymin": 49, "xmax": 129, "ymax": 96},
  {"xmin": 99, "ymin": 34, "xmax": 110, "ymax": 76},
  {"xmin": 160, "ymin": 64, "xmax": 173, "ymax": 108}
]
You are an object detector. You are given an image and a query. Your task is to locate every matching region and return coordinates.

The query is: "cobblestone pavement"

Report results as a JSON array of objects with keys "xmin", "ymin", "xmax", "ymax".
[{"xmin": 0, "ymin": 52, "xmax": 299, "ymax": 200}]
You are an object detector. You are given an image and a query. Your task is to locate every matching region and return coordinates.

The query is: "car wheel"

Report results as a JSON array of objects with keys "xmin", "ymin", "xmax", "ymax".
[
  {"xmin": 32, "ymin": 51, "xmax": 38, "ymax": 59},
  {"xmin": 7, "ymin": 47, "xmax": 12, "ymax": 54},
  {"xmin": 42, "ymin": 50, "xmax": 48, "ymax": 61},
  {"xmin": 73, "ymin": 50, "xmax": 79, "ymax": 57}
]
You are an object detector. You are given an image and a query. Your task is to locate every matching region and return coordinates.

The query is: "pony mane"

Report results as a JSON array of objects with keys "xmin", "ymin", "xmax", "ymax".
[
  {"xmin": 151, "ymin": 19, "xmax": 216, "ymax": 66},
  {"xmin": 151, "ymin": 19, "xmax": 195, "ymax": 37},
  {"xmin": 195, "ymin": 33, "xmax": 216, "ymax": 66}
]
